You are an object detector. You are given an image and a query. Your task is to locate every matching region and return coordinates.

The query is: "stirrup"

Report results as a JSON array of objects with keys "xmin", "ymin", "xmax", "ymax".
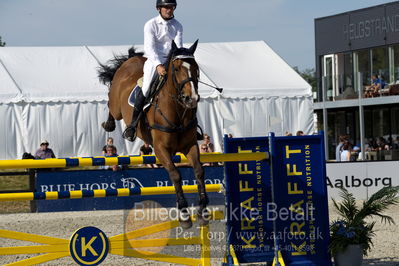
[{"xmin": 122, "ymin": 126, "xmax": 137, "ymax": 142}]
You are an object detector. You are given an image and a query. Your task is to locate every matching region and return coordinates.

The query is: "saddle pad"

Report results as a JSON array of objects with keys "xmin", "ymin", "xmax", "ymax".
[{"xmin": 128, "ymin": 78, "xmax": 143, "ymax": 108}]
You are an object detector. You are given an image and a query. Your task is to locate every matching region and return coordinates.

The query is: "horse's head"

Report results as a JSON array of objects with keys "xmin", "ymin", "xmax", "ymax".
[{"xmin": 169, "ymin": 40, "xmax": 200, "ymax": 109}]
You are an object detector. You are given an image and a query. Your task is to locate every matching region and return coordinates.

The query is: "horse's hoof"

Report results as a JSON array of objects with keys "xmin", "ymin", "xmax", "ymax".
[
  {"xmin": 122, "ymin": 128, "xmax": 136, "ymax": 142},
  {"xmin": 198, "ymin": 215, "xmax": 209, "ymax": 226},
  {"xmin": 197, "ymin": 208, "xmax": 211, "ymax": 226},
  {"xmin": 101, "ymin": 121, "xmax": 116, "ymax": 132},
  {"xmin": 179, "ymin": 218, "xmax": 193, "ymax": 229},
  {"xmin": 178, "ymin": 208, "xmax": 193, "ymax": 229}
]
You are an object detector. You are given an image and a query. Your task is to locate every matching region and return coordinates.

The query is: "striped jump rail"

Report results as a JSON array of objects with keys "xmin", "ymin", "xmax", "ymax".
[
  {"xmin": 0, "ymin": 152, "xmax": 269, "ymax": 170},
  {"xmin": 0, "ymin": 184, "xmax": 223, "ymax": 202}
]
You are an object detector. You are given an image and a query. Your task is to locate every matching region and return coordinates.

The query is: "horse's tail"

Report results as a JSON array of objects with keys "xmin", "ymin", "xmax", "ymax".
[{"xmin": 97, "ymin": 47, "xmax": 144, "ymax": 87}]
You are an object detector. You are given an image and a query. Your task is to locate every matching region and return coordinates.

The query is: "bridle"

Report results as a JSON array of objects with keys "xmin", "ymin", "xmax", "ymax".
[
  {"xmin": 171, "ymin": 55, "xmax": 199, "ymax": 106},
  {"xmin": 149, "ymin": 55, "xmax": 200, "ymax": 133}
]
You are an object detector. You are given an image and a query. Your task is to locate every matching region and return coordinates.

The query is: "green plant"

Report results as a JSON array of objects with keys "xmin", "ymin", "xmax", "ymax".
[{"xmin": 329, "ymin": 186, "xmax": 399, "ymax": 256}]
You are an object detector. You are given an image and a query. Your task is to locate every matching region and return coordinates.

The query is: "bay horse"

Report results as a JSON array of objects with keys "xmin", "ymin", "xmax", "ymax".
[{"xmin": 98, "ymin": 40, "xmax": 208, "ymax": 229}]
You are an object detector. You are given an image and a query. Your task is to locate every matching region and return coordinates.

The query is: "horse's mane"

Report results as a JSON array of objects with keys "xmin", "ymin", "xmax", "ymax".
[{"xmin": 98, "ymin": 47, "xmax": 144, "ymax": 87}]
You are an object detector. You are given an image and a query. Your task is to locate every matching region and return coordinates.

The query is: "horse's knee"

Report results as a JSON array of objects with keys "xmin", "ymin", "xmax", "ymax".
[
  {"xmin": 199, "ymin": 193, "xmax": 209, "ymax": 207},
  {"xmin": 194, "ymin": 165, "xmax": 204, "ymax": 178}
]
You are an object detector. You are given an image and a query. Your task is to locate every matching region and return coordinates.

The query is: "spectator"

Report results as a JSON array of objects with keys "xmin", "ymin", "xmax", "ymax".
[
  {"xmin": 102, "ymin": 137, "xmax": 115, "ymax": 155},
  {"xmin": 140, "ymin": 143, "xmax": 157, "ymax": 168},
  {"xmin": 285, "ymin": 132, "xmax": 293, "ymax": 136},
  {"xmin": 296, "ymin": 130, "xmax": 304, "ymax": 136},
  {"xmin": 140, "ymin": 143, "xmax": 153, "ymax": 155},
  {"xmin": 340, "ymin": 142, "xmax": 351, "ymax": 162},
  {"xmin": 228, "ymin": 133, "xmax": 233, "ymax": 138},
  {"xmin": 103, "ymin": 144, "xmax": 120, "ymax": 171},
  {"xmin": 34, "ymin": 140, "xmax": 55, "ymax": 159},
  {"xmin": 376, "ymin": 137, "xmax": 390, "ymax": 151},
  {"xmin": 366, "ymin": 138, "xmax": 378, "ymax": 151},
  {"xmin": 365, "ymin": 75, "xmax": 385, "ymax": 97},
  {"xmin": 353, "ymin": 146, "xmax": 362, "ymax": 161},
  {"xmin": 202, "ymin": 134, "xmax": 214, "ymax": 153},
  {"xmin": 22, "ymin": 152, "xmax": 35, "ymax": 159},
  {"xmin": 336, "ymin": 135, "xmax": 347, "ymax": 162},
  {"xmin": 199, "ymin": 143, "xmax": 215, "ymax": 166},
  {"xmin": 200, "ymin": 143, "xmax": 210, "ymax": 154}
]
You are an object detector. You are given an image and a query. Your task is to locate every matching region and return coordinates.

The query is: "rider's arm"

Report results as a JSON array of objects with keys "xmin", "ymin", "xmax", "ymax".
[
  {"xmin": 144, "ymin": 21, "xmax": 162, "ymax": 66},
  {"xmin": 174, "ymin": 21, "xmax": 183, "ymax": 48}
]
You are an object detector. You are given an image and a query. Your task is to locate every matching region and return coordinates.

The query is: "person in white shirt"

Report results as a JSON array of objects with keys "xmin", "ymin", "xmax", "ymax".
[{"xmin": 124, "ymin": 0, "xmax": 182, "ymax": 140}]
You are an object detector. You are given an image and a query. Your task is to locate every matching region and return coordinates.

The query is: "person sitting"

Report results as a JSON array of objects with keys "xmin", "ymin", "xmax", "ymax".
[
  {"xmin": 103, "ymin": 145, "xmax": 120, "ymax": 171},
  {"xmin": 340, "ymin": 142, "xmax": 352, "ymax": 162},
  {"xmin": 34, "ymin": 140, "xmax": 56, "ymax": 159},
  {"xmin": 376, "ymin": 137, "xmax": 390, "ymax": 151},
  {"xmin": 365, "ymin": 75, "xmax": 385, "ymax": 97},
  {"xmin": 199, "ymin": 143, "xmax": 218, "ymax": 166},
  {"xmin": 102, "ymin": 137, "xmax": 115, "ymax": 155},
  {"xmin": 140, "ymin": 143, "xmax": 158, "ymax": 168},
  {"xmin": 296, "ymin": 130, "xmax": 304, "ymax": 136},
  {"xmin": 201, "ymin": 134, "xmax": 214, "ymax": 152},
  {"xmin": 199, "ymin": 143, "xmax": 212, "ymax": 166}
]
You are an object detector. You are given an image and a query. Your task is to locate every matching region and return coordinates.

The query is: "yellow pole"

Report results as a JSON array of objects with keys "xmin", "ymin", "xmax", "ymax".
[
  {"xmin": 0, "ymin": 184, "xmax": 223, "ymax": 202},
  {"xmin": 0, "ymin": 152, "xmax": 268, "ymax": 170},
  {"xmin": 200, "ymin": 225, "xmax": 211, "ymax": 266}
]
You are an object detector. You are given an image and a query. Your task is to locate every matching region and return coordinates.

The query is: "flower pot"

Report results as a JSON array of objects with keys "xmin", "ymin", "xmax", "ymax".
[{"xmin": 334, "ymin": 244, "xmax": 363, "ymax": 266}]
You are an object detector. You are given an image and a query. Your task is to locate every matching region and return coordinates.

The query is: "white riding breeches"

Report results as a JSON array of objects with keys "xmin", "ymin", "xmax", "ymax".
[{"xmin": 142, "ymin": 60, "xmax": 159, "ymax": 97}]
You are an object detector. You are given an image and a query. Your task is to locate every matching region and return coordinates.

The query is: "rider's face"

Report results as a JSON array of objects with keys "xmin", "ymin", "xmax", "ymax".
[{"xmin": 159, "ymin": 5, "xmax": 175, "ymax": 19}]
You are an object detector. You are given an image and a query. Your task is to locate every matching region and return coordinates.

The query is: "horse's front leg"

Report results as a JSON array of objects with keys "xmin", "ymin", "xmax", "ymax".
[
  {"xmin": 185, "ymin": 144, "xmax": 209, "ymax": 226},
  {"xmin": 155, "ymin": 147, "xmax": 193, "ymax": 229}
]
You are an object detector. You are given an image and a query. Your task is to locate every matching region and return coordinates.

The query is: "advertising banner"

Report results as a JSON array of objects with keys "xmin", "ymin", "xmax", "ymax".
[
  {"xmin": 326, "ymin": 161, "xmax": 399, "ymax": 200},
  {"xmin": 36, "ymin": 167, "xmax": 224, "ymax": 212},
  {"xmin": 224, "ymin": 134, "xmax": 331, "ymax": 265},
  {"xmin": 224, "ymin": 136, "xmax": 274, "ymax": 263},
  {"xmin": 270, "ymin": 134, "xmax": 331, "ymax": 266}
]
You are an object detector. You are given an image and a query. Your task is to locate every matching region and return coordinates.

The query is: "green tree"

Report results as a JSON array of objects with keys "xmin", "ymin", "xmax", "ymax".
[
  {"xmin": 293, "ymin": 66, "xmax": 316, "ymax": 90},
  {"xmin": 0, "ymin": 36, "xmax": 6, "ymax": 47}
]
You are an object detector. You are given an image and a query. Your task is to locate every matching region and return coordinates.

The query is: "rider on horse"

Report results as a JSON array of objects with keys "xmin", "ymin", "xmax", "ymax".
[{"xmin": 123, "ymin": 0, "xmax": 183, "ymax": 141}]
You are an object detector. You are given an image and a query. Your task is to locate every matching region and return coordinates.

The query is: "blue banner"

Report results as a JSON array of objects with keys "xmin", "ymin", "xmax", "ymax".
[
  {"xmin": 224, "ymin": 134, "xmax": 331, "ymax": 266},
  {"xmin": 224, "ymin": 136, "xmax": 275, "ymax": 263},
  {"xmin": 36, "ymin": 166, "xmax": 224, "ymax": 212},
  {"xmin": 270, "ymin": 134, "xmax": 331, "ymax": 266}
]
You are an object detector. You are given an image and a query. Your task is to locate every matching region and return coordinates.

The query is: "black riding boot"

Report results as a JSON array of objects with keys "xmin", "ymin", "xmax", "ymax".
[{"xmin": 123, "ymin": 89, "xmax": 146, "ymax": 142}]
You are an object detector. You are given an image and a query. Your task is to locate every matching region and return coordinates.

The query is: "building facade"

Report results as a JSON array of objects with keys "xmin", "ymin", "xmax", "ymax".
[{"xmin": 314, "ymin": 1, "xmax": 399, "ymax": 161}]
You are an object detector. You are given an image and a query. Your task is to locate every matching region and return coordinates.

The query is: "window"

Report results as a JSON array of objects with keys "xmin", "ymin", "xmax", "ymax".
[
  {"xmin": 391, "ymin": 45, "xmax": 399, "ymax": 83},
  {"xmin": 371, "ymin": 47, "xmax": 388, "ymax": 82},
  {"xmin": 354, "ymin": 49, "xmax": 370, "ymax": 86}
]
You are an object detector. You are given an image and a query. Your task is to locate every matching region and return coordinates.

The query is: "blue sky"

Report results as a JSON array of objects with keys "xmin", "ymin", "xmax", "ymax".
[{"xmin": 0, "ymin": 0, "xmax": 392, "ymax": 69}]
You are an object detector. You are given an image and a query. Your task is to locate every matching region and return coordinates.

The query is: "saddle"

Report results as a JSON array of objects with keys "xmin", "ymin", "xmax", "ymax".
[{"xmin": 128, "ymin": 73, "xmax": 164, "ymax": 110}]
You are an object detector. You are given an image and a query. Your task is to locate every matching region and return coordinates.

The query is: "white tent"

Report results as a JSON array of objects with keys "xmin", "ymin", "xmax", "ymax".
[{"xmin": 0, "ymin": 41, "xmax": 313, "ymax": 159}]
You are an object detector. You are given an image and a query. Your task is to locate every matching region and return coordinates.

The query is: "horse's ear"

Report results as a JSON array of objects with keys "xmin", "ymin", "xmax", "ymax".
[
  {"xmin": 188, "ymin": 39, "xmax": 199, "ymax": 54},
  {"xmin": 171, "ymin": 40, "xmax": 178, "ymax": 52}
]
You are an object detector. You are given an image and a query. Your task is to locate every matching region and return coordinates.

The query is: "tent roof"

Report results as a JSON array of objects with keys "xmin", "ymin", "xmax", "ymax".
[{"xmin": 0, "ymin": 41, "xmax": 311, "ymax": 103}]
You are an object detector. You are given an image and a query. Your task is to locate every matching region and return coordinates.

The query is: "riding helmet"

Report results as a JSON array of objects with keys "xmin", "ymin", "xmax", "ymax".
[{"xmin": 156, "ymin": 0, "xmax": 177, "ymax": 8}]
